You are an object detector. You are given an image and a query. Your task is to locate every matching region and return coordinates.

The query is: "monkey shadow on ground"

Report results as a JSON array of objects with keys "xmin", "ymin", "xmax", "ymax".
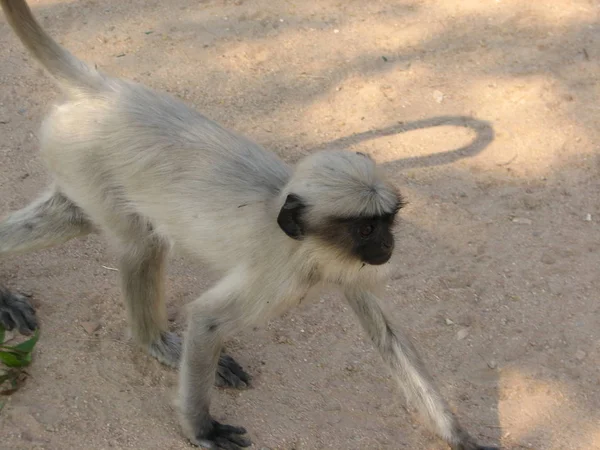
[{"xmin": 310, "ymin": 115, "xmax": 495, "ymax": 172}]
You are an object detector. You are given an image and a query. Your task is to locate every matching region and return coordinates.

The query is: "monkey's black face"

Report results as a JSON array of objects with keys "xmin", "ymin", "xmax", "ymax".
[
  {"xmin": 309, "ymin": 213, "xmax": 397, "ymax": 266},
  {"xmin": 348, "ymin": 215, "xmax": 395, "ymax": 265},
  {"xmin": 276, "ymin": 194, "xmax": 400, "ymax": 266}
]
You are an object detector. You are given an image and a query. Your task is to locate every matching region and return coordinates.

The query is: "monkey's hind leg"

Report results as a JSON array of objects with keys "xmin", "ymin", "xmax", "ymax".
[
  {"xmin": 0, "ymin": 188, "xmax": 93, "ymax": 334},
  {"xmin": 0, "ymin": 188, "xmax": 93, "ymax": 255},
  {"xmin": 118, "ymin": 235, "xmax": 181, "ymax": 368}
]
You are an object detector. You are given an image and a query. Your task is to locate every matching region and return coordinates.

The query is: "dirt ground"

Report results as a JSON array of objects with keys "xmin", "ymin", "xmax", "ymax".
[{"xmin": 0, "ymin": 0, "xmax": 599, "ymax": 449}]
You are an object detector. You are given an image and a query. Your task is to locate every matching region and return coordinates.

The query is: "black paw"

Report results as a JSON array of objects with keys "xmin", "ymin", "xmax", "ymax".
[
  {"xmin": 194, "ymin": 420, "xmax": 251, "ymax": 450},
  {"xmin": 0, "ymin": 288, "xmax": 38, "ymax": 335},
  {"xmin": 452, "ymin": 441, "xmax": 499, "ymax": 450},
  {"xmin": 216, "ymin": 354, "xmax": 251, "ymax": 389}
]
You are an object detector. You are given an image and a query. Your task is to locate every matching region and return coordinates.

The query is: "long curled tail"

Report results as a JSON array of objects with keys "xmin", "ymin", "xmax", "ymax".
[{"xmin": 1, "ymin": 0, "xmax": 107, "ymax": 95}]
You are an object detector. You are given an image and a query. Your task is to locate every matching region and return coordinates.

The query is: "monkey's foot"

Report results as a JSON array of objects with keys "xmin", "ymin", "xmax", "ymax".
[
  {"xmin": 191, "ymin": 419, "xmax": 251, "ymax": 450},
  {"xmin": 216, "ymin": 354, "xmax": 251, "ymax": 389},
  {"xmin": 147, "ymin": 332, "xmax": 181, "ymax": 368},
  {"xmin": 0, "ymin": 290, "xmax": 38, "ymax": 335},
  {"xmin": 452, "ymin": 445, "xmax": 499, "ymax": 450}
]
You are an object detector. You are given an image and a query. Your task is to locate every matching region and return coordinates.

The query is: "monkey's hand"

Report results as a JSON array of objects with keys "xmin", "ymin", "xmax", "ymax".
[
  {"xmin": 191, "ymin": 419, "xmax": 251, "ymax": 450},
  {"xmin": 0, "ymin": 288, "xmax": 38, "ymax": 335},
  {"xmin": 452, "ymin": 443, "xmax": 499, "ymax": 450}
]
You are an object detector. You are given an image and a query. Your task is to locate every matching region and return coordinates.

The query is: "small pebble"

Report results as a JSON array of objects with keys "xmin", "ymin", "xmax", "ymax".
[
  {"xmin": 81, "ymin": 321, "xmax": 101, "ymax": 335},
  {"xmin": 487, "ymin": 360, "xmax": 497, "ymax": 369},
  {"xmin": 445, "ymin": 318, "xmax": 454, "ymax": 325},
  {"xmin": 433, "ymin": 90, "xmax": 444, "ymax": 103},
  {"xmin": 456, "ymin": 328, "xmax": 469, "ymax": 340},
  {"xmin": 512, "ymin": 217, "xmax": 532, "ymax": 225},
  {"xmin": 541, "ymin": 253, "xmax": 556, "ymax": 265},
  {"xmin": 585, "ymin": 213, "xmax": 592, "ymax": 222},
  {"xmin": 575, "ymin": 349, "xmax": 587, "ymax": 361}
]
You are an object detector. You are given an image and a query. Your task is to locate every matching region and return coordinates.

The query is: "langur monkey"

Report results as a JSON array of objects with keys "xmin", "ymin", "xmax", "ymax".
[{"xmin": 0, "ymin": 1, "xmax": 498, "ymax": 449}]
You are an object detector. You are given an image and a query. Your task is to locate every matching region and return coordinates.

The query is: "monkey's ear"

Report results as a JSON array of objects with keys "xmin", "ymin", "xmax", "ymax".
[{"xmin": 277, "ymin": 194, "xmax": 306, "ymax": 240}]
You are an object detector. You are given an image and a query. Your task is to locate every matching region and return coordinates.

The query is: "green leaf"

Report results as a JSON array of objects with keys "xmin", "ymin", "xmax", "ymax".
[
  {"xmin": 0, "ymin": 346, "xmax": 26, "ymax": 355},
  {"xmin": 12, "ymin": 328, "xmax": 39, "ymax": 354},
  {"xmin": 0, "ymin": 351, "xmax": 25, "ymax": 368}
]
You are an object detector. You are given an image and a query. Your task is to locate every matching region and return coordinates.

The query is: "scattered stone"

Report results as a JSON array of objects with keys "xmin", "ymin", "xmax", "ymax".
[
  {"xmin": 81, "ymin": 321, "xmax": 101, "ymax": 335},
  {"xmin": 433, "ymin": 90, "xmax": 444, "ymax": 103},
  {"xmin": 512, "ymin": 217, "xmax": 532, "ymax": 225},
  {"xmin": 445, "ymin": 318, "xmax": 454, "ymax": 325},
  {"xmin": 585, "ymin": 213, "xmax": 592, "ymax": 222},
  {"xmin": 276, "ymin": 336, "xmax": 289, "ymax": 344},
  {"xmin": 324, "ymin": 403, "xmax": 341, "ymax": 412},
  {"xmin": 487, "ymin": 360, "xmax": 497, "ymax": 369},
  {"xmin": 167, "ymin": 304, "xmax": 179, "ymax": 322},
  {"xmin": 345, "ymin": 363, "xmax": 358, "ymax": 372},
  {"xmin": 541, "ymin": 253, "xmax": 556, "ymax": 265},
  {"xmin": 575, "ymin": 349, "xmax": 587, "ymax": 361},
  {"xmin": 456, "ymin": 328, "xmax": 469, "ymax": 340}
]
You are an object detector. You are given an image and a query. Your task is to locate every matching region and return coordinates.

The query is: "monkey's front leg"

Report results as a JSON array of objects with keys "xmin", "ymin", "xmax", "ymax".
[
  {"xmin": 178, "ymin": 276, "xmax": 251, "ymax": 449},
  {"xmin": 344, "ymin": 288, "xmax": 498, "ymax": 450}
]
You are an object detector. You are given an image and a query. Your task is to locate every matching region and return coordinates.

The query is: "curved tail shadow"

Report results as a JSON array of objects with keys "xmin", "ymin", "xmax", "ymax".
[{"xmin": 310, "ymin": 116, "xmax": 495, "ymax": 170}]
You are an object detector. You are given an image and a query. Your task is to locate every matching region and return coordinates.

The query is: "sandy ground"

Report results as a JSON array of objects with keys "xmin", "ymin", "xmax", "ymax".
[{"xmin": 0, "ymin": 0, "xmax": 599, "ymax": 449}]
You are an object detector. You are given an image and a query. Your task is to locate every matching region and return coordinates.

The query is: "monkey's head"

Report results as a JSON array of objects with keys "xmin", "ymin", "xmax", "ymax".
[{"xmin": 277, "ymin": 150, "xmax": 404, "ymax": 275}]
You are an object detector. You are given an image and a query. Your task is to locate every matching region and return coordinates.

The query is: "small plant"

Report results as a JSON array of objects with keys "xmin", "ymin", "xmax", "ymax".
[{"xmin": 0, "ymin": 324, "xmax": 39, "ymax": 396}]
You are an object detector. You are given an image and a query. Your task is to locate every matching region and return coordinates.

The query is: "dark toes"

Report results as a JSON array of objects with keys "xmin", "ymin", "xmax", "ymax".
[
  {"xmin": 196, "ymin": 420, "xmax": 251, "ymax": 450},
  {"xmin": 214, "ymin": 424, "xmax": 247, "ymax": 435},
  {"xmin": 214, "ymin": 436, "xmax": 251, "ymax": 450},
  {"xmin": 0, "ymin": 311, "xmax": 16, "ymax": 331},
  {"xmin": 212, "ymin": 421, "xmax": 251, "ymax": 449},
  {"xmin": 216, "ymin": 354, "xmax": 251, "ymax": 389},
  {"xmin": 453, "ymin": 442, "xmax": 500, "ymax": 450},
  {"xmin": 0, "ymin": 291, "xmax": 38, "ymax": 335},
  {"xmin": 15, "ymin": 307, "xmax": 38, "ymax": 335}
]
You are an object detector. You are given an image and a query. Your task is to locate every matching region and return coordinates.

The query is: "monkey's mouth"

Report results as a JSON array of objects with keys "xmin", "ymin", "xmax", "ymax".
[{"xmin": 361, "ymin": 252, "xmax": 392, "ymax": 266}]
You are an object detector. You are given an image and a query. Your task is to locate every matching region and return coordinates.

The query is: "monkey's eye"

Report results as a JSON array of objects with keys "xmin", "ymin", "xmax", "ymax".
[{"xmin": 359, "ymin": 224, "xmax": 374, "ymax": 238}]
